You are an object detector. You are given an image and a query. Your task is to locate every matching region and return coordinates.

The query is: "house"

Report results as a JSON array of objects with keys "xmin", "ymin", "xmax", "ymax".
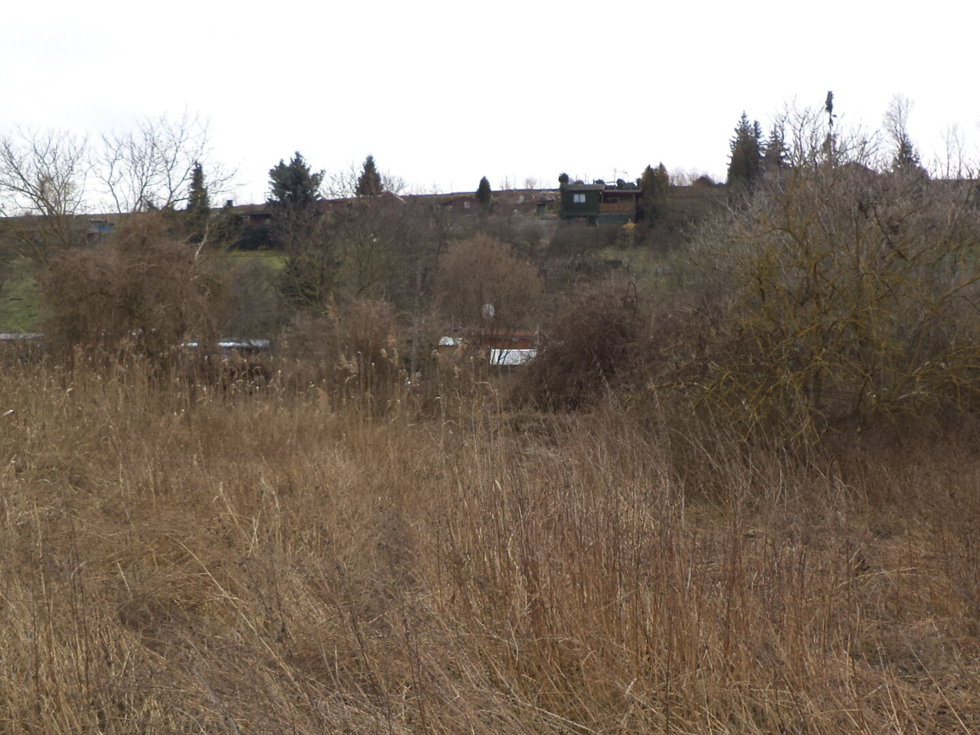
[
  {"xmin": 559, "ymin": 179, "xmax": 641, "ymax": 224},
  {"xmin": 439, "ymin": 195, "xmax": 477, "ymax": 214}
]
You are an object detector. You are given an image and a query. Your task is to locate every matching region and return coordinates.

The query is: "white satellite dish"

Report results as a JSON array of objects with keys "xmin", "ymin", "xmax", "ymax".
[{"xmin": 481, "ymin": 303, "xmax": 496, "ymax": 321}]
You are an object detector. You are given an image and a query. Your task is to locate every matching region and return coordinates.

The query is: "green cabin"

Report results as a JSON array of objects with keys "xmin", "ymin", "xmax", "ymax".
[{"xmin": 559, "ymin": 179, "xmax": 641, "ymax": 224}]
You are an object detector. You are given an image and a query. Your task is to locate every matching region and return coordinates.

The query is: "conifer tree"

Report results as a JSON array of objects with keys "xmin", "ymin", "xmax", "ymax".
[
  {"xmin": 355, "ymin": 155, "xmax": 383, "ymax": 197},
  {"xmin": 185, "ymin": 161, "xmax": 210, "ymax": 242},
  {"xmin": 823, "ymin": 91, "xmax": 837, "ymax": 163},
  {"xmin": 762, "ymin": 124, "xmax": 789, "ymax": 171},
  {"xmin": 267, "ymin": 152, "xmax": 324, "ymax": 251},
  {"xmin": 726, "ymin": 113, "xmax": 763, "ymax": 189},
  {"xmin": 884, "ymin": 95, "xmax": 925, "ymax": 176},
  {"xmin": 186, "ymin": 161, "xmax": 210, "ymax": 212},
  {"xmin": 475, "ymin": 176, "xmax": 492, "ymax": 205},
  {"xmin": 268, "ymin": 152, "xmax": 323, "ymax": 207},
  {"xmin": 639, "ymin": 163, "xmax": 670, "ymax": 221}
]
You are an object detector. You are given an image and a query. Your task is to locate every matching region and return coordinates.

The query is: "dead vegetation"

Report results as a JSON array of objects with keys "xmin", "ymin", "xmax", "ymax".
[
  {"xmin": 2, "ymin": 112, "xmax": 978, "ymax": 733},
  {"xmin": 0, "ymin": 358, "xmax": 977, "ymax": 734}
]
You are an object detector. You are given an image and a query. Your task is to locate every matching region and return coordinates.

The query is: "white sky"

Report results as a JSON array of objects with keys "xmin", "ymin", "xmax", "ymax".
[{"xmin": 3, "ymin": 1, "xmax": 979, "ymax": 203}]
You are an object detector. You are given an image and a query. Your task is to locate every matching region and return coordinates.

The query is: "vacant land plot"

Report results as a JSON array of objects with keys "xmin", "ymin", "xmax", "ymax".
[{"xmin": 0, "ymin": 361, "xmax": 976, "ymax": 734}]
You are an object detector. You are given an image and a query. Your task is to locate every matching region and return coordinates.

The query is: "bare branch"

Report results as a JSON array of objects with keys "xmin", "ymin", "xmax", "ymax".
[
  {"xmin": 95, "ymin": 112, "xmax": 234, "ymax": 213},
  {"xmin": 0, "ymin": 128, "xmax": 89, "ymax": 261}
]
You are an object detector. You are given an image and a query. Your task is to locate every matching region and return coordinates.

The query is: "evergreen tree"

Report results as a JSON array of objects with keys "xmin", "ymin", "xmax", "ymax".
[
  {"xmin": 475, "ymin": 176, "xmax": 492, "ymax": 205},
  {"xmin": 267, "ymin": 152, "xmax": 324, "ymax": 251},
  {"xmin": 884, "ymin": 96, "xmax": 925, "ymax": 176},
  {"xmin": 186, "ymin": 161, "xmax": 210, "ymax": 213},
  {"xmin": 762, "ymin": 124, "xmax": 789, "ymax": 171},
  {"xmin": 727, "ymin": 112, "xmax": 763, "ymax": 189},
  {"xmin": 823, "ymin": 91, "xmax": 837, "ymax": 163},
  {"xmin": 639, "ymin": 163, "xmax": 670, "ymax": 221},
  {"xmin": 891, "ymin": 136, "xmax": 923, "ymax": 175},
  {"xmin": 268, "ymin": 152, "xmax": 323, "ymax": 207},
  {"xmin": 355, "ymin": 155, "xmax": 383, "ymax": 197},
  {"xmin": 185, "ymin": 160, "xmax": 210, "ymax": 242}
]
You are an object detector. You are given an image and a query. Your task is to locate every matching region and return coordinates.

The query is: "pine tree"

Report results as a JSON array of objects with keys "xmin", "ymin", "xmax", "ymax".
[
  {"xmin": 267, "ymin": 152, "xmax": 324, "ymax": 251},
  {"xmin": 884, "ymin": 96, "xmax": 925, "ymax": 176},
  {"xmin": 762, "ymin": 124, "xmax": 789, "ymax": 171},
  {"xmin": 268, "ymin": 152, "xmax": 323, "ymax": 207},
  {"xmin": 355, "ymin": 155, "xmax": 383, "ymax": 197},
  {"xmin": 185, "ymin": 161, "xmax": 210, "ymax": 243},
  {"xmin": 727, "ymin": 113, "xmax": 763, "ymax": 189},
  {"xmin": 475, "ymin": 176, "xmax": 492, "ymax": 205},
  {"xmin": 823, "ymin": 91, "xmax": 837, "ymax": 163},
  {"xmin": 891, "ymin": 136, "xmax": 922, "ymax": 174},
  {"xmin": 639, "ymin": 163, "xmax": 670, "ymax": 222}
]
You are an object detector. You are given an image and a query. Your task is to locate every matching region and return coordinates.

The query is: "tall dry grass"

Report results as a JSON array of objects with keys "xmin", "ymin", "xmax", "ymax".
[{"xmin": 0, "ymin": 358, "xmax": 977, "ymax": 733}]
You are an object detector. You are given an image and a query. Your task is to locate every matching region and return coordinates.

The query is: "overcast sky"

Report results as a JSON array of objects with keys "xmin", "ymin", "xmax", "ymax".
[{"xmin": 3, "ymin": 1, "xmax": 979, "ymax": 204}]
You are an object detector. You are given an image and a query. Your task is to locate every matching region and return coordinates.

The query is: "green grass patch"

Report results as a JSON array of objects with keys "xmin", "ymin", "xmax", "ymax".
[{"xmin": 0, "ymin": 258, "xmax": 41, "ymax": 332}]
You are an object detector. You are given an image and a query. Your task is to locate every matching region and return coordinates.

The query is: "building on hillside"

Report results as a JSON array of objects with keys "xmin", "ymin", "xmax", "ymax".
[
  {"xmin": 559, "ymin": 179, "xmax": 641, "ymax": 224},
  {"xmin": 439, "ymin": 195, "xmax": 477, "ymax": 214}
]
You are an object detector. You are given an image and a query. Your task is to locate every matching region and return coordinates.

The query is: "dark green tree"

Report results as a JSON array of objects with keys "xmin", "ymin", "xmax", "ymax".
[
  {"xmin": 268, "ymin": 152, "xmax": 323, "ymax": 208},
  {"xmin": 891, "ymin": 136, "xmax": 922, "ymax": 174},
  {"xmin": 727, "ymin": 112, "xmax": 763, "ymax": 189},
  {"xmin": 762, "ymin": 124, "xmax": 789, "ymax": 171},
  {"xmin": 475, "ymin": 176, "xmax": 492, "ymax": 205},
  {"xmin": 558, "ymin": 172, "xmax": 570, "ymax": 186},
  {"xmin": 639, "ymin": 163, "xmax": 669, "ymax": 221},
  {"xmin": 355, "ymin": 155, "xmax": 383, "ymax": 197},
  {"xmin": 185, "ymin": 160, "xmax": 210, "ymax": 242},
  {"xmin": 823, "ymin": 91, "xmax": 837, "ymax": 163},
  {"xmin": 267, "ymin": 152, "xmax": 324, "ymax": 251}
]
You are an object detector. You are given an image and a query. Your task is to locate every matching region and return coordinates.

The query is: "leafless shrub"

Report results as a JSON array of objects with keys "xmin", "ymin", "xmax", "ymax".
[
  {"xmin": 437, "ymin": 233, "xmax": 543, "ymax": 329},
  {"xmin": 514, "ymin": 278, "xmax": 644, "ymax": 410},
  {"xmin": 687, "ymin": 162, "xmax": 980, "ymax": 434},
  {"xmin": 41, "ymin": 212, "xmax": 212, "ymax": 362}
]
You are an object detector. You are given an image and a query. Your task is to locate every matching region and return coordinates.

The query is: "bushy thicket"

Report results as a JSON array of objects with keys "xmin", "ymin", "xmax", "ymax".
[
  {"xmin": 41, "ymin": 213, "xmax": 212, "ymax": 360},
  {"xmin": 517, "ymin": 163, "xmax": 980, "ymax": 437},
  {"xmin": 687, "ymin": 164, "xmax": 980, "ymax": 432},
  {"xmin": 515, "ymin": 279, "xmax": 645, "ymax": 410}
]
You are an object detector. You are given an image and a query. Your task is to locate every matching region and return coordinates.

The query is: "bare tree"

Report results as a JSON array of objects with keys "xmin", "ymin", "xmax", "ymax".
[
  {"xmin": 936, "ymin": 123, "xmax": 974, "ymax": 179},
  {"xmin": 96, "ymin": 112, "xmax": 232, "ymax": 213},
  {"xmin": 0, "ymin": 128, "xmax": 89, "ymax": 262},
  {"xmin": 883, "ymin": 94, "xmax": 924, "ymax": 174},
  {"xmin": 771, "ymin": 101, "xmax": 879, "ymax": 170}
]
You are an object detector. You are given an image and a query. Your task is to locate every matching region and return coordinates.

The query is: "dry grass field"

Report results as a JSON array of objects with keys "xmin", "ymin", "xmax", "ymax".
[{"xmin": 1, "ymin": 358, "xmax": 977, "ymax": 734}]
